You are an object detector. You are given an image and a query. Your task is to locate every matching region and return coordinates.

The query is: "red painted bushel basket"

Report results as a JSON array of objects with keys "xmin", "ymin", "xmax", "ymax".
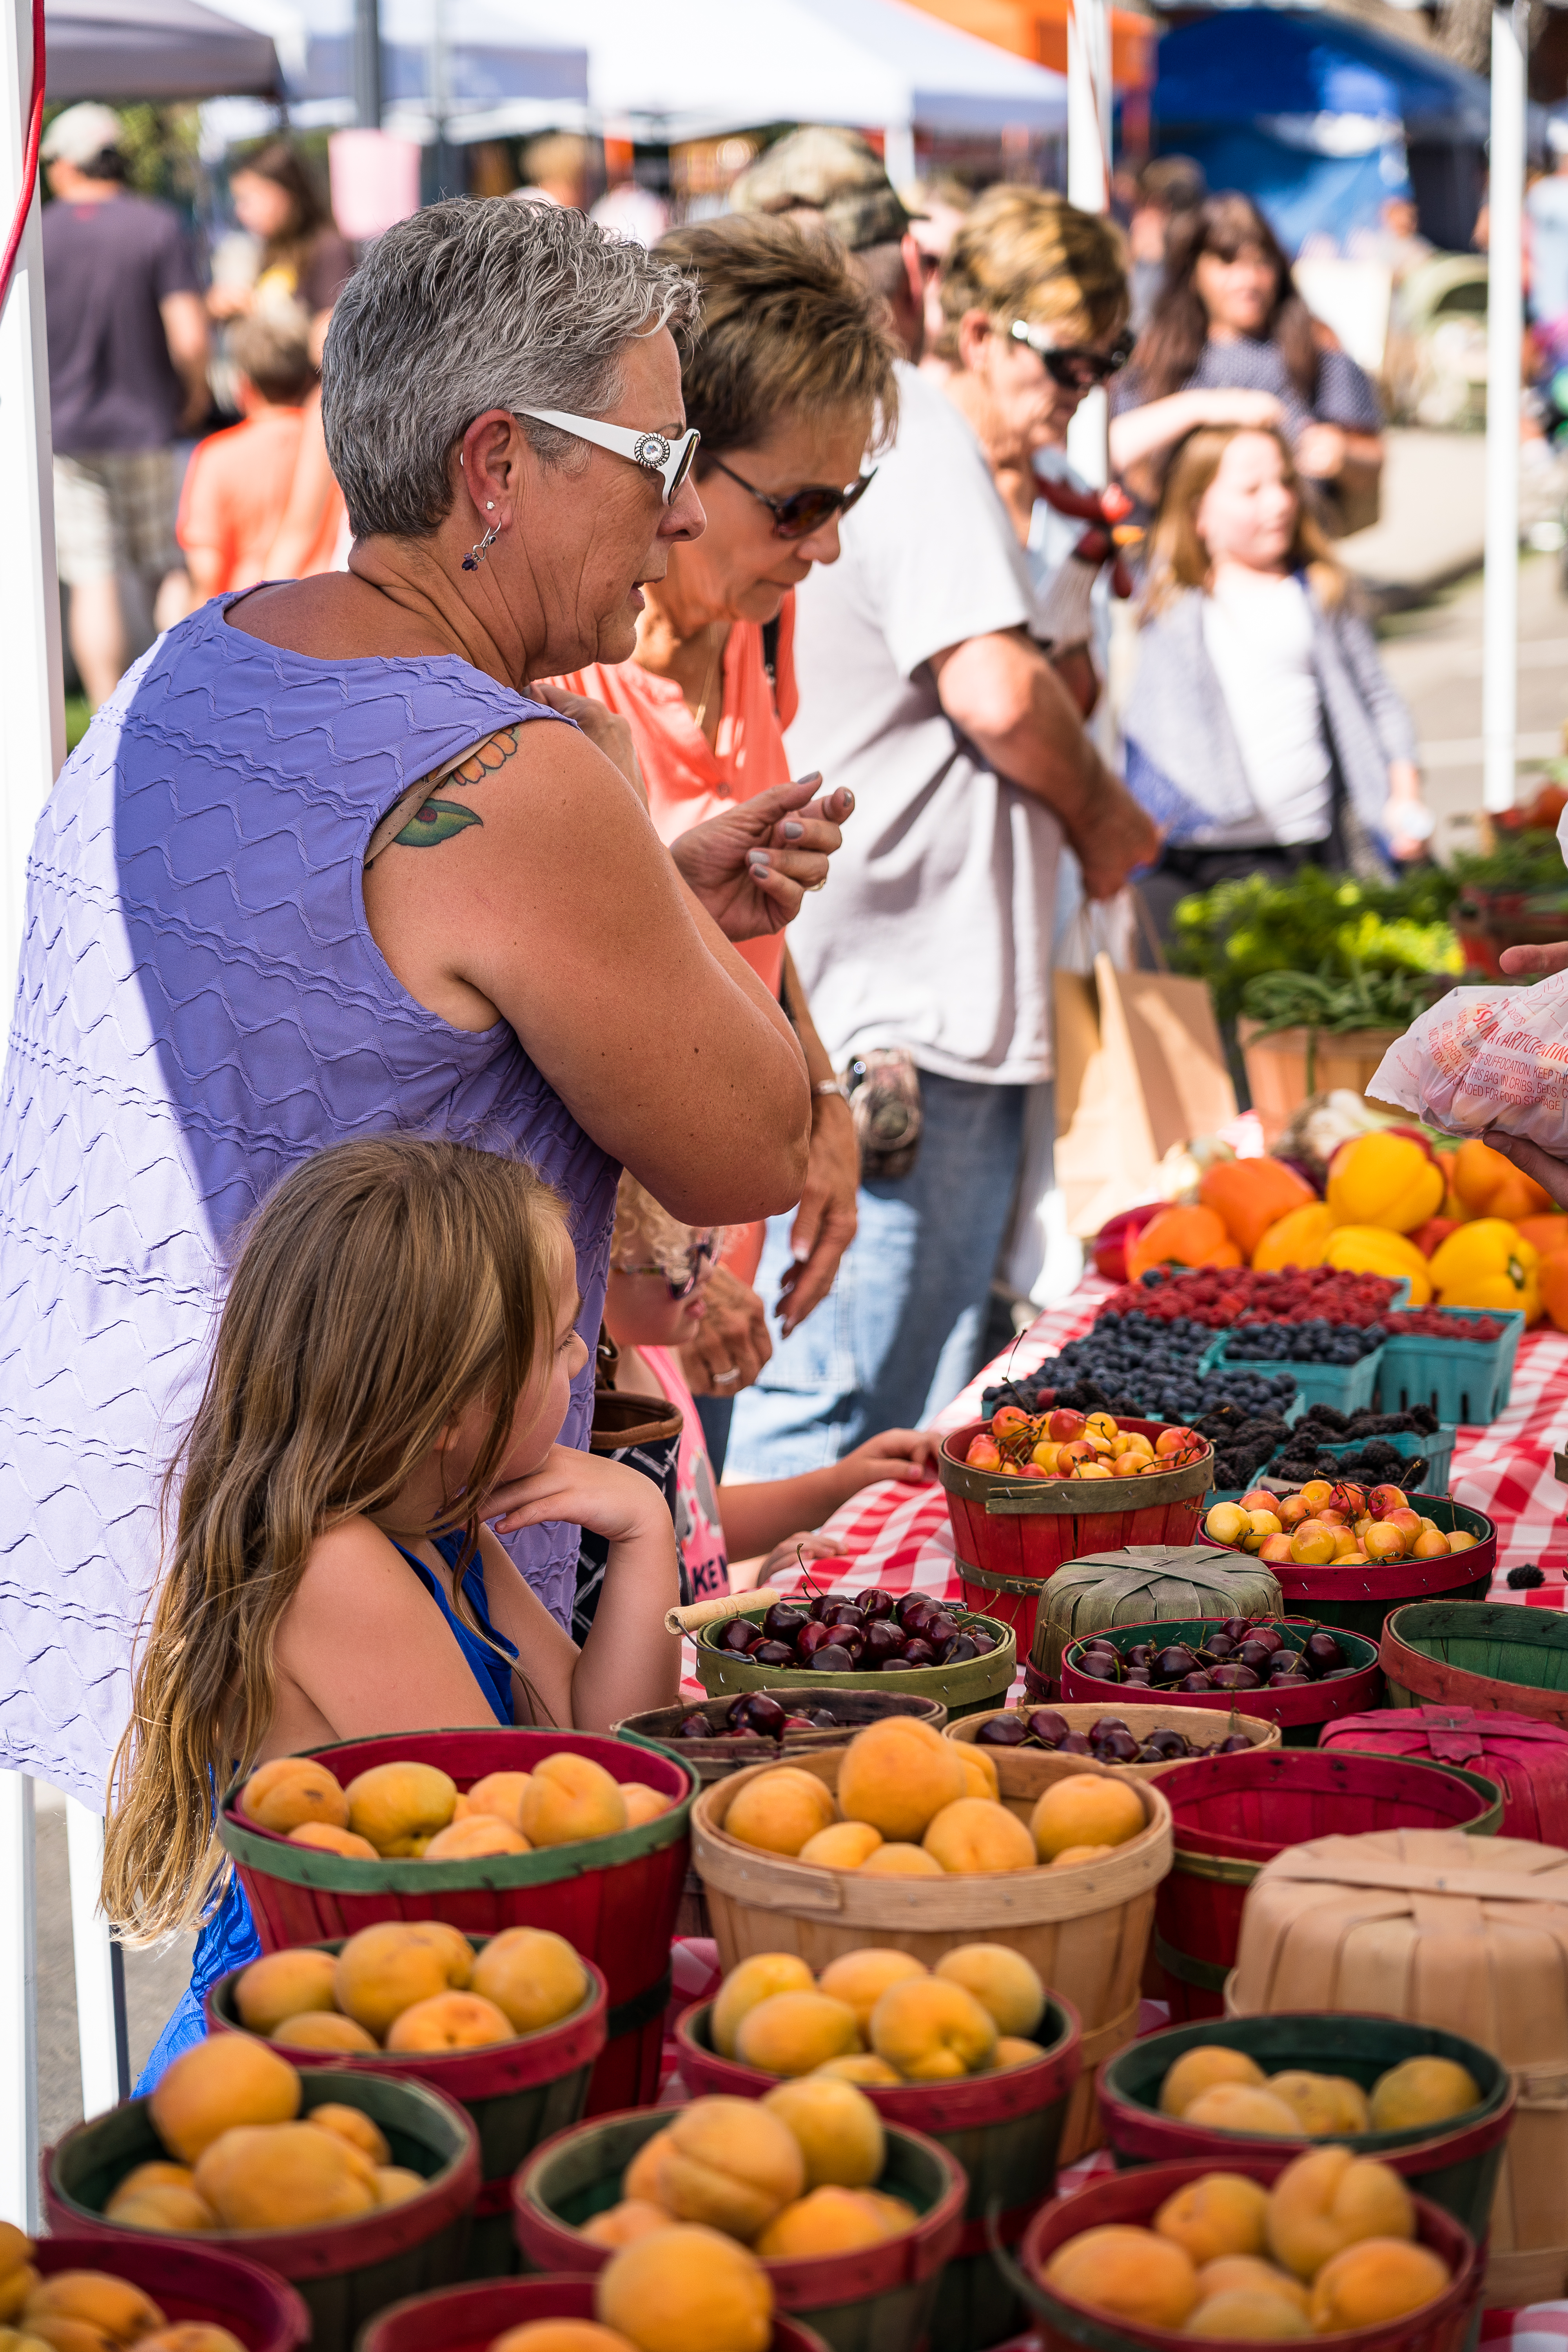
[
  {"xmin": 1197, "ymin": 1497, "xmax": 1496, "ymax": 1643},
  {"xmin": 205, "ymin": 1939, "xmax": 608, "ymax": 2278},
  {"xmin": 1015, "ymin": 2152, "xmax": 1481, "ymax": 2352},
  {"xmin": 674, "ymin": 1991, "xmax": 1083, "ymax": 2352},
  {"xmin": 1059, "ymin": 1617, "xmax": 1383, "ymax": 1748},
  {"xmin": 1320, "ymin": 1704, "xmax": 1568, "ymax": 1841},
  {"xmin": 358, "ymin": 2274, "xmax": 833, "ymax": 2352},
  {"xmin": 1147, "ymin": 1748, "xmax": 1503, "ymax": 2022},
  {"xmin": 32, "ymin": 2233, "xmax": 311, "ymax": 2352},
  {"xmin": 217, "ymin": 1729, "xmax": 694, "ymax": 2116},
  {"xmin": 939, "ymin": 1420, "xmax": 1214, "ymax": 1653}
]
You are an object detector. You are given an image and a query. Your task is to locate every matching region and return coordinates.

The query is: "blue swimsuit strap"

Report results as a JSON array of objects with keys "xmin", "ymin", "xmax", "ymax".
[{"xmin": 390, "ymin": 1528, "xmax": 518, "ymax": 1728}]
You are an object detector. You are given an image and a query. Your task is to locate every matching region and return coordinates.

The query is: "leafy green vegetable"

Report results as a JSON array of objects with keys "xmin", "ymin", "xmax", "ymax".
[
  {"xmin": 1169, "ymin": 866, "xmax": 1463, "ymax": 1024},
  {"xmin": 1450, "ymin": 831, "xmax": 1568, "ymax": 895}
]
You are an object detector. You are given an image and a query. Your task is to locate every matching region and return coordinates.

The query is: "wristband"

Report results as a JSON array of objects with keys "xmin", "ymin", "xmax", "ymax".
[{"xmin": 814, "ymin": 1078, "xmax": 849, "ymax": 1102}]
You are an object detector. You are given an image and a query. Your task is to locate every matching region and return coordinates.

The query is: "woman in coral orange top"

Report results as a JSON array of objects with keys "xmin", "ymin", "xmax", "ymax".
[{"xmin": 550, "ymin": 214, "xmax": 899, "ymax": 1399}]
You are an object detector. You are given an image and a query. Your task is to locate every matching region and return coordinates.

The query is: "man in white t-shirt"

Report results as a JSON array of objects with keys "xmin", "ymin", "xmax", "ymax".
[{"xmin": 726, "ymin": 132, "xmax": 1158, "ymax": 1476}]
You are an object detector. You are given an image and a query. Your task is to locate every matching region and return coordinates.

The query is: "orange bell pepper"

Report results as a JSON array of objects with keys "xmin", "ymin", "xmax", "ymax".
[
  {"xmin": 1252, "ymin": 1201, "xmax": 1338, "ymax": 1271},
  {"xmin": 1198, "ymin": 1157, "xmax": 1317, "ymax": 1259},
  {"xmin": 1518, "ymin": 1214, "xmax": 1568, "ymax": 1261},
  {"xmin": 1427, "ymin": 1219, "xmax": 1542, "ymax": 1322},
  {"xmin": 1325, "ymin": 1132, "xmax": 1444, "ymax": 1234},
  {"xmin": 1541, "ymin": 1247, "xmax": 1568, "ymax": 1333},
  {"xmin": 1126, "ymin": 1205, "xmax": 1241, "ymax": 1281},
  {"xmin": 1322, "ymin": 1226, "xmax": 1433, "ymax": 1304},
  {"xmin": 1451, "ymin": 1138, "xmax": 1553, "ymax": 1224}
]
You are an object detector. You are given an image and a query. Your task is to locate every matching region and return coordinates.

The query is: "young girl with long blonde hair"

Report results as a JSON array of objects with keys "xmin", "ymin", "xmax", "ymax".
[
  {"xmin": 104, "ymin": 1134, "xmax": 679, "ymax": 2084},
  {"xmin": 1123, "ymin": 421, "xmax": 1428, "ymax": 945}
]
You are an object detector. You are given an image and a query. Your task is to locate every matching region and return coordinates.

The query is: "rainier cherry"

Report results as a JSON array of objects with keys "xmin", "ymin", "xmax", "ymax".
[{"xmin": 1367, "ymin": 1485, "xmax": 1408, "ymax": 1520}]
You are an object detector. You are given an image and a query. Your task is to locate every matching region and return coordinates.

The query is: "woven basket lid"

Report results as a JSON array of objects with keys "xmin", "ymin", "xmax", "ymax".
[
  {"xmin": 1030, "ymin": 1546, "xmax": 1285, "ymax": 1683},
  {"xmin": 1232, "ymin": 1826, "xmax": 1568, "ymax": 2067}
]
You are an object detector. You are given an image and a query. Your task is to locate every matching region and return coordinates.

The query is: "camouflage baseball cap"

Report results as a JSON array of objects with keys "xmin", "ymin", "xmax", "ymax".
[{"xmin": 730, "ymin": 126, "xmax": 918, "ymax": 252}]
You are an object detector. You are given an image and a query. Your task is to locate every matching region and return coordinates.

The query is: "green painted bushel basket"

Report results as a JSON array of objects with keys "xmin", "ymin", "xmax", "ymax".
[
  {"xmin": 1382, "ymin": 1602, "xmax": 1568, "ymax": 1727},
  {"xmin": 691, "ymin": 1599, "xmax": 1015, "ymax": 1720},
  {"xmin": 1096, "ymin": 2012, "xmax": 1515, "ymax": 2244},
  {"xmin": 45, "ymin": 2068, "xmax": 479, "ymax": 2352}
]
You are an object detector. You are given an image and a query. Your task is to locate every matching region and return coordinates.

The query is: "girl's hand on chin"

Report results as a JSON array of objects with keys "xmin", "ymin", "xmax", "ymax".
[{"xmin": 484, "ymin": 1442, "xmax": 666, "ymax": 1544}]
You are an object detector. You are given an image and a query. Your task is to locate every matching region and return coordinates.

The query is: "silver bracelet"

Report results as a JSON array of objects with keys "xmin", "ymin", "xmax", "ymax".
[{"xmin": 813, "ymin": 1078, "xmax": 849, "ymax": 1102}]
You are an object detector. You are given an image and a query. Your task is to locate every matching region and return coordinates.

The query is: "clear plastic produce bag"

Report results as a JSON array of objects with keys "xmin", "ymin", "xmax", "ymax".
[{"xmin": 1370, "ymin": 976, "xmax": 1568, "ymax": 1147}]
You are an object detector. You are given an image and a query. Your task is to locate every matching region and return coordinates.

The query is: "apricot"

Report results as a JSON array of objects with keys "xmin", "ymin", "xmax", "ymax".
[
  {"xmin": 423, "ymin": 1815, "xmax": 530, "ymax": 1860},
  {"xmin": 1266, "ymin": 2072, "xmax": 1371, "ymax": 2137},
  {"xmin": 723, "ymin": 1768, "xmax": 836, "ymax": 1858},
  {"xmin": 491, "ymin": 2330, "xmax": 637, "ymax": 2352},
  {"xmin": 798, "ymin": 1822, "xmax": 883, "ymax": 1869},
  {"xmin": 193, "ymin": 2120, "xmax": 379, "ymax": 2229},
  {"xmin": 1160, "ymin": 2048, "xmax": 1267, "ymax": 2118},
  {"xmin": 858, "ymin": 1844, "xmax": 943, "ymax": 1876},
  {"xmin": 1184, "ymin": 2085, "xmax": 1304, "ymax": 2137},
  {"xmin": 139, "ymin": 2332, "xmax": 250, "ymax": 2352},
  {"xmin": 837, "ymin": 1717, "xmax": 967, "ymax": 1842},
  {"xmin": 956, "ymin": 1744, "xmax": 1000, "ymax": 1800},
  {"xmin": 761, "ymin": 2078, "xmax": 885, "ymax": 2188},
  {"xmin": 582, "ymin": 2200, "xmax": 676, "ymax": 2248},
  {"xmin": 922, "ymin": 1797, "xmax": 1036, "ymax": 1874},
  {"xmin": 286, "ymin": 1822, "xmax": 379, "ymax": 1859},
  {"xmin": 1266, "ymin": 2147, "xmax": 1415, "ymax": 2280},
  {"xmin": 1031, "ymin": 1775, "xmax": 1145, "ymax": 1861},
  {"xmin": 22, "ymin": 2276, "xmax": 164, "ymax": 2339},
  {"xmin": 149, "ymin": 2034, "xmax": 300, "ymax": 2161},
  {"xmin": 521, "ymin": 1753, "xmax": 629, "ymax": 1848},
  {"xmin": 1051, "ymin": 1844, "xmax": 1117, "ymax": 1867},
  {"xmin": 1184, "ymin": 2289, "xmax": 1312, "ymax": 2337},
  {"xmin": 1308, "ymin": 2239, "xmax": 1450, "ymax": 2330},
  {"xmin": 869, "ymin": 1974, "xmax": 996, "ymax": 2081},
  {"xmin": 812, "ymin": 2054, "xmax": 902, "ymax": 2085},
  {"xmin": 1045, "ymin": 2224, "xmax": 1199, "ymax": 2328},
  {"xmin": 239, "ymin": 1757, "xmax": 349, "ymax": 1837},
  {"xmin": 623, "ymin": 2127, "xmax": 674, "ymax": 2204},
  {"xmin": 992, "ymin": 2036, "xmax": 1047, "ymax": 2068},
  {"xmin": 622, "ymin": 1784, "xmax": 672, "ymax": 1828},
  {"xmin": 655, "ymin": 2097, "xmax": 805, "ymax": 2241},
  {"xmin": 817, "ymin": 1949, "xmax": 926, "ymax": 2031},
  {"xmin": 234, "ymin": 1949, "xmax": 339, "ymax": 2037},
  {"xmin": 852, "ymin": 2189, "xmax": 919, "ymax": 2234},
  {"xmin": 734, "ymin": 1990, "xmax": 861, "ymax": 2078},
  {"xmin": 595, "ymin": 2225, "xmax": 773, "ymax": 2352},
  {"xmin": 102, "ymin": 2183, "xmax": 218, "ymax": 2232},
  {"xmin": 935, "ymin": 1944, "xmax": 1045, "ymax": 2037},
  {"xmin": 1196, "ymin": 2258, "xmax": 1308, "ymax": 2312},
  {"xmin": 0, "ymin": 2328, "xmax": 47, "ymax": 2352},
  {"xmin": 712, "ymin": 1953, "xmax": 815, "ymax": 2057},
  {"xmin": 471, "ymin": 1926, "xmax": 590, "ymax": 2034},
  {"xmin": 386, "ymin": 1990, "xmax": 516, "ymax": 2050},
  {"xmin": 1154, "ymin": 2173, "xmax": 1270, "ymax": 2265},
  {"xmin": 1369, "ymin": 2055, "xmax": 1481, "ymax": 2132},
  {"xmin": 103, "ymin": 2160, "xmax": 194, "ymax": 2199},
  {"xmin": 755, "ymin": 2186, "xmax": 888, "ymax": 2259},
  {"xmin": 462, "ymin": 1769, "xmax": 533, "ymax": 1831},
  {"xmin": 0, "ymin": 2225, "xmax": 30, "ymax": 2286},
  {"xmin": 333, "ymin": 1919, "xmax": 474, "ymax": 2038},
  {"xmin": 374, "ymin": 2167, "xmax": 426, "ymax": 2206},
  {"xmin": 308, "ymin": 2102, "xmax": 390, "ymax": 2163},
  {"xmin": 270, "ymin": 2011, "xmax": 378, "ymax": 2054},
  {"xmin": 345, "ymin": 1759, "xmax": 457, "ymax": 1856}
]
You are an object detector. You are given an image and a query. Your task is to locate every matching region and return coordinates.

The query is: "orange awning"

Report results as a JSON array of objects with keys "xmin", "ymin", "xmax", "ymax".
[{"xmin": 900, "ymin": 0, "xmax": 1156, "ymax": 91}]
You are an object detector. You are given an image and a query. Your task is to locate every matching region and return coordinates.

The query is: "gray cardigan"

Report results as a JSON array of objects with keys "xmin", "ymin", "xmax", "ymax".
[{"xmin": 1122, "ymin": 581, "xmax": 1418, "ymax": 850}]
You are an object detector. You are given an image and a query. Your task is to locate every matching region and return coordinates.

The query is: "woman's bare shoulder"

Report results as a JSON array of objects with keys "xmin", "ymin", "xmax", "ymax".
[{"xmin": 225, "ymin": 575, "xmax": 456, "ymax": 663}]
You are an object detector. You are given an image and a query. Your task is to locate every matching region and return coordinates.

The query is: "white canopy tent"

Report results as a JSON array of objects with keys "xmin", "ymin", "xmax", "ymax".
[{"xmin": 45, "ymin": 0, "xmax": 279, "ymax": 102}]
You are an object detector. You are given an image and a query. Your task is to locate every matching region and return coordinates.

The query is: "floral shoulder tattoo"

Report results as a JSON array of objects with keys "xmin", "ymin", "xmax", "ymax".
[{"xmin": 365, "ymin": 726, "xmax": 525, "ymax": 865}]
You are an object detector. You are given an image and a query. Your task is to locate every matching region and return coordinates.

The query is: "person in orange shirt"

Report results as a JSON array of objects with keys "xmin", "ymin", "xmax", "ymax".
[
  {"xmin": 548, "ymin": 215, "xmax": 897, "ymax": 1439},
  {"xmin": 174, "ymin": 312, "xmax": 343, "ymax": 602}
]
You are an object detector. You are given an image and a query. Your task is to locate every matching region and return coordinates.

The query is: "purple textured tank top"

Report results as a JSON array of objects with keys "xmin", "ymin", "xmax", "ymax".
[{"xmin": 0, "ymin": 595, "xmax": 618, "ymax": 1806}]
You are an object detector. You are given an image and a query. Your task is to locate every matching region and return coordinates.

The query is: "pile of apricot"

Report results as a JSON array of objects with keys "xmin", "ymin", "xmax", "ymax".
[
  {"xmin": 1204, "ymin": 1480, "xmax": 1478, "ymax": 1570},
  {"xmin": 711, "ymin": 1941, "xmax": 1049, "ymax": 2085},
  {"xmin": 965, "ymin": 1406, "xmax": 1207, "ymax": 1483},
  {"xmin": 0, "ymin": 2228, "xmax": 245, "ymax": 2352},
  {"xmin": 1159, "ymin": 2044, "xmax": 1483, "ymax": 2141},
  {"xmin": 722, "ymin": 1716, "xmax": 1149, "ymax": 1877},
  {"xmin": 1043, "ymin": 2145, "xmax": 1453, "ymax": 2338},
  {"xmin": 488, "ymin": 2228, "xmax": 777, "ymax": 2352},
  {"xmin": 240, "ymin": 1749, "xmax": 670, "ymax": 1862},
  {"xmin": 232, "ymin": 1918, "xmax": 589, "ymax": 2056}
]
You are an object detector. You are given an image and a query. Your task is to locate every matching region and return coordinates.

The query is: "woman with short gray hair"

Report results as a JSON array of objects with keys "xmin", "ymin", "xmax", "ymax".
[{"xmin": 0, "ymin": 200, "xmax": 830, "ymax": 1835}]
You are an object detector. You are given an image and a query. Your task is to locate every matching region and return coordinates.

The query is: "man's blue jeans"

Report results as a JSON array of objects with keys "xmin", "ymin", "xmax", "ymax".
[{"xmin": 726, "ymin": 1069, "xmax": 1028, "ymax": 1479}]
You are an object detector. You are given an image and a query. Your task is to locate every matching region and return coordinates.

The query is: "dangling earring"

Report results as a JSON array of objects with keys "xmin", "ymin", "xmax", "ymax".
[{"xmin": 462, "ymin": 504, "xmax": 500, "ymax": 573}]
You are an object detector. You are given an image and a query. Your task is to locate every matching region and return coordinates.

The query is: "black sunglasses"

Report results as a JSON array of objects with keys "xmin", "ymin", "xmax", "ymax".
[
  {"xmin": 707, "ymin": 454, "xmax": 877, "ymax": 541},
  {"xmin": 626, "ymin": 1233, "xmax": 719, "ymax": 1301},
  {"xmin": 1007, "ymin": 319, "xmax": 1134, "ymax": 388}
]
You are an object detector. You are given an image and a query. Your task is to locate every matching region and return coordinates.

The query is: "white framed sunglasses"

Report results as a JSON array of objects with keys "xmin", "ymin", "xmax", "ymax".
[{"xmin": 515, "ymin": 407, "xmax": 701, "ymax": 504}]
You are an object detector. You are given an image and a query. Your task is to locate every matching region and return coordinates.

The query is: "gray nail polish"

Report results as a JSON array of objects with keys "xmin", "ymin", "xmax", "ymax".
[
  {"xmin": 781, "ymin": 821, "xmax": 804, "ymax": 840},
  {"xmin": 748, "ymin": 853, "xmax": 770, "ymax": 874}
]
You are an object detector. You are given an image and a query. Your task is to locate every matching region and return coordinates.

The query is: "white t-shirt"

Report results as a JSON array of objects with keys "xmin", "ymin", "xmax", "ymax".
[
  {"xmin": 1200, "ymin": 570, "xmax": 1333, "ymax": 848},
  {"xmin": 785, "ymin": 363, "xmax": 1063, "ymax": 1086}
]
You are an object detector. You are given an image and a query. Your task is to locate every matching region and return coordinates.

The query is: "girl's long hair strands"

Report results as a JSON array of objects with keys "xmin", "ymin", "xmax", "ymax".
[{"xmin": 1131, "ymin": 192, "xmax": 1320, "ymax": 408}]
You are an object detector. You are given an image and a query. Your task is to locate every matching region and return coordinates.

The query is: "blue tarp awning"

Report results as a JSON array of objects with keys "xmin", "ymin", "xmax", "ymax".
[{"xmin": 1154, "ymin": 9, "xmax": 1490, "ymax": 147}]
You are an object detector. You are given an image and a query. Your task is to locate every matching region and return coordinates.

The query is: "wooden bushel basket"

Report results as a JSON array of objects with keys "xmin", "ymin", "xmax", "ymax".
[
  {"xmin": 1321, "ymin": 1703, "xmax": 1568, "ymax": 1842},
  {"xmin": 690, "ymin": 1744, "xmax": 1172, "ymax": 2163},
  {"xmin": 947, "ymin": 1703, "xmax": 1281, "ymax": 1779},
  {"xmin": 1028, "ymin": 1550, "xmax": 1284, "ymax": 1694},
  {"xmin": 1229, "ymin": 1826, "xmax": 1568, "ymax": 2304},
  {"xmin": 1381, "ymin": 1601, "xmax": 1568, "ymax": 1727},
  {"xmin": 33, "ymin": 2234, "xmax": 311, "ymax": 2352},
  {"xmin": 359, "ymin": 2277, "xmax": 834, "ymax": 2352}
]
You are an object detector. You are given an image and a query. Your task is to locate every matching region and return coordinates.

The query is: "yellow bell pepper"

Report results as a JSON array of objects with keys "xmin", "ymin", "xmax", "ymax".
[
  {"xmin": 1325, "ymin": 1131, "xmax": 1445, "ymax": 1234},
  {"xmin": 1252, "ymin": 1201, "xmax": 1338, "ymax": 1271},
  {"xmin": 1427, "ymin": 1218, "xmax": 1542, "ymax": 1323},
  {"xmin": 1322, "ymin": 1226, "xmax": 1433, "ymax": 1305}
]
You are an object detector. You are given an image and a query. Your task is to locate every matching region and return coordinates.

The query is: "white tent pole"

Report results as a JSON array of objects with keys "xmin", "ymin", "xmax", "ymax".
[
  {"xmin": 1483, "ymin": 0, "xmax": 1526, "ymax": 814},
  {"xmin": 882, "ymin": 123, "xmax": 916, "ymax": 193},
  {"xmin": 0, "ymin": 1773, "xmax": 38, "ymax": 2229},
  {"xmin": 1066, "ymin": 0, "xmax": 1111, "ymax": 489},
  {"xmin": 67, "ymin": 1797, "xmax": 126, "ymax": 2118}
]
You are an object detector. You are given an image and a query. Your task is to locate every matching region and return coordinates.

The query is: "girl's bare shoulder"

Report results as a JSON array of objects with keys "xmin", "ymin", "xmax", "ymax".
[{"xmin": 280, "ymin": 1517, "xmax": 434, "ymax": 1637}]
